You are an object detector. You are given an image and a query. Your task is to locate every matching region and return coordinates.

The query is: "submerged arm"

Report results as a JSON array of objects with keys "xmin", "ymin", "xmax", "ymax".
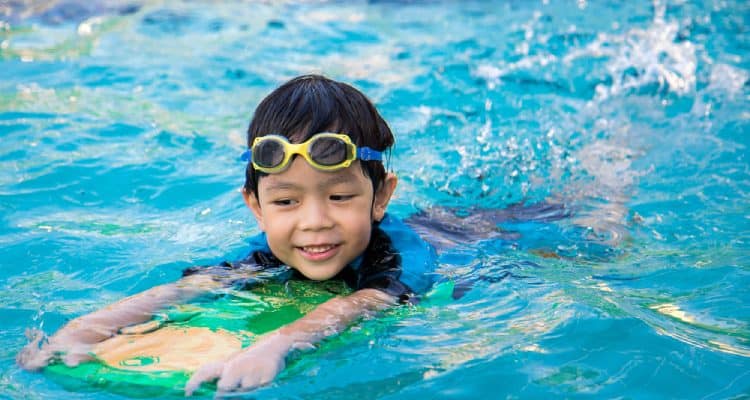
[
  {"xmin": 276, "ymin": 287, "xmax": 397, "ymax": 347},
  {"xmin": 17, "ymin": 274, "xmax": 221, "ymax": 371},
  {"xmin": 57, "ymin": 274, "xmax": 220, "ymax": 340},
  {"xmin": 185, "ymin": 288, "xmax": 397, "ymax": 395}
]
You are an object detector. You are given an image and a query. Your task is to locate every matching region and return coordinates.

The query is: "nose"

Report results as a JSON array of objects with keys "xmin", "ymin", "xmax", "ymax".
[{"xmin": 297, "ymin": 198, "xmax": 335, "ymax": 231}]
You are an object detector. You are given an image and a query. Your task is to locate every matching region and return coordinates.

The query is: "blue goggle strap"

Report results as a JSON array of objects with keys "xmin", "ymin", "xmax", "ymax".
[
  {"xmin": 240, "ymin": 149, "xmax": 251, "ymax": 162},
  {"xmin": 357, "ymin": 147, "xmax": 382, "ymax": 161}
]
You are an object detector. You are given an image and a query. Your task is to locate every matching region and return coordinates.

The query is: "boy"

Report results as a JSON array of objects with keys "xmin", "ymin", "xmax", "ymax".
[{"xmin": 17, "ymin": 74, "xmax": 437, "ymax": 395}]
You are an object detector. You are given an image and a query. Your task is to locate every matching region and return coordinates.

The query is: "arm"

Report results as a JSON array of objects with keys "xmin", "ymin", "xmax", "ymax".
[
  {"xmin": 185, "ymin": 288, "xmax": 397, "ymax": 395},
  {"xmin": 17, "ymin": 274, "xmax": 221, "ymax": 371}
]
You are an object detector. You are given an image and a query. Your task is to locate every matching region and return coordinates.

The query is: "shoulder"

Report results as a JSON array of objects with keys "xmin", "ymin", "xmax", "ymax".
[
  {"xmin": 378, "ymin": 214, "xmax": 438, "ymax": 294},
  {"xmin": 246, "ymin": 231, "xmax": 271, "ymax": 253},
  {"xmin": 182, "ymin": 232, "xmax": 289, "ymax": 288}
]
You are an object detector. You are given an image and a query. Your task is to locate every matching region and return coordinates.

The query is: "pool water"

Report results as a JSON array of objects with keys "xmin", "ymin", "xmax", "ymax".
[{"xmin": 1, "ymin": 0, "xmax": 749, "ymax": 398}]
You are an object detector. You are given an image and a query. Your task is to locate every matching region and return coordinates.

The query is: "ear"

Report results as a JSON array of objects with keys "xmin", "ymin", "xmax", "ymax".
[
  {"xmin": 372, "ymin": 173, "xmax": 398, "ymax": 222},
  {"xmin": 242, "ymin": 188, "xmax": 266, "ymax": 231}
]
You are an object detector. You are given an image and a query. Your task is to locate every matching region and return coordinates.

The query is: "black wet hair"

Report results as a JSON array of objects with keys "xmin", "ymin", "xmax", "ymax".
[{"xmin": 243, "ymin": 74, "xmax": 394, "ymax": 196}]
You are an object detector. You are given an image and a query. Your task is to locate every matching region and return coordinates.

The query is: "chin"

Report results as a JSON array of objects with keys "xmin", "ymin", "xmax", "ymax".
[{"xmin": 297, "ymin": 266, "xmax": 343, "ymax": 281}]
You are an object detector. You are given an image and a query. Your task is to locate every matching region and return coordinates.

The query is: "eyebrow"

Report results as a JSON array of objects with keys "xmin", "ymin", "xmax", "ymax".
[
  {"xmin": 262, "ymin": 172, "xmax": 359, "ymax": 193},
  {"xmin": 263, "ymin": 181, "xmax": 301, "ymax": 192}
]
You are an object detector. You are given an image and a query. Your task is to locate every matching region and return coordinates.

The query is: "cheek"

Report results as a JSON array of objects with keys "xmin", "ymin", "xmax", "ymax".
[
  {"xmin": 343, "ymin": 218, "xmax": 373, "ymax": 264},
  {"xmin": 260, "ymin": 212, "xmax": 292, "ymax": 246},
  {"xmin": 347, "ymin": 208, "xmax": 375, "ymax": 246},
  {"xmin": 357, "ymin": 225, "xmax": 373, "ymax": 249}
]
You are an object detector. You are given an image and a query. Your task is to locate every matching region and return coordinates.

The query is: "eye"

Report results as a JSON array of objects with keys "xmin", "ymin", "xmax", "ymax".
[
  {"xmin": 271, "ymin": 198, "xmax": 296, "ymax": 206},
  {"xmin": 330, "ymin": 194, "xmax": 355, "ymax": 202}
]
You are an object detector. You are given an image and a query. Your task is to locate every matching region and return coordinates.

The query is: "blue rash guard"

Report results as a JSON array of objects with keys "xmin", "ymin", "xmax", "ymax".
[{"xmin": 183, "ymin": 214, "xmax": 437, "ymax": 303}]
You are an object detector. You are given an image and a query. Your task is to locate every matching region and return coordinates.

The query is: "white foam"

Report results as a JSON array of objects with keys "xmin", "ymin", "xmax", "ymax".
[{"xmin": 565, "ymin": 1, "xmax": 697, "ymax": 98}]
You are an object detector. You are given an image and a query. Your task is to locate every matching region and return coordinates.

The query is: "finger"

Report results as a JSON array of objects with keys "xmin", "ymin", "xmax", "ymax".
[
  {"xmin": 17, "ymin": 346, "xmax": 52, "ymax": 371},
  {"xmin": 258, "ymin": 358, "xmax": 284, "ymax": 387},
  {"xmin": 16, "ymin": 332, "xmax": 52, "ymax": 371},
  {"xmin": 239, "ymin": 375, "xmax": 263, "ymax": 391},
  {"xmin": 185, "ymin": 361, "xmax": 224, "ymax": 396},
  {"xmin": 24, "ymin": 328, "xmax": 45, "ymax": 343},
  {"xmin": 260, "ymin": 368, "xmax": 278, "ymax": 386},
  {"xmin": 230, "ymin": 367, "xmax": 274, "ymax": 393},
  {"xmin": 216, "ymin": 373, "xmax": 243, "ymax": 393},
  {"xmin": 62, "ymin": 351, "xmax": 94, "ymax": 367}
]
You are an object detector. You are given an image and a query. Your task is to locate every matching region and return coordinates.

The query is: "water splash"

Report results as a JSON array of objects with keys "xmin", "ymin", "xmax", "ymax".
[{"xmin": 565, "ymin": 1, "xmax": 697, "ymax": 98}]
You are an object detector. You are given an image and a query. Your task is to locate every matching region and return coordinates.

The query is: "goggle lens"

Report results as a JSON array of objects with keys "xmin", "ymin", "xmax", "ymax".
[
  {"xmin": 252, "ymin": 139, "xmax": 285, "ymax": 169},
  {"xmin": 309, "ymin": 136, "xmax": 349, "ymax": 166}
]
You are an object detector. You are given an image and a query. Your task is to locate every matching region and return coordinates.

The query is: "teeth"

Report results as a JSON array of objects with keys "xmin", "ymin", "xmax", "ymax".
[{"xmin": 302, "ymin": 245, "xmax": 335, "ymax": 254}]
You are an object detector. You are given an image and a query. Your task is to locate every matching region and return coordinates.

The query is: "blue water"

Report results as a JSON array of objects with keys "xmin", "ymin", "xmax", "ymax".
[{"xmin": 1, "ymin": 0, "xmax": 749, "ymax": 398}]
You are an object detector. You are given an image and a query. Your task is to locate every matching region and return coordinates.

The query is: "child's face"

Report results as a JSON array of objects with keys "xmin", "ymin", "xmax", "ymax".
[{"xmin": 243, "ymin": 157, "xmax": 397, "ymax": 281}]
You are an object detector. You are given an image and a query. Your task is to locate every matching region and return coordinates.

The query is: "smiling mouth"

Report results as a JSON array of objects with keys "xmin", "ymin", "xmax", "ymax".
[
  {"xmin": 297, "ymin": 244, "xmax": 340, "ymax": 260},
  {"xmin": 301, "ymin": 244, "xmax": 337, "ymax": 253}
]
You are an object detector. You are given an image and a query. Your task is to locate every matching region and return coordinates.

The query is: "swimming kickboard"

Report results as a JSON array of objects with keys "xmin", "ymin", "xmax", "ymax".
[
  {"xmin": 43, "ymin": 280, "xmax": 352, "ymax": 397},
  {"xmin": 43, "ymin": 280, "xmax": 455, "ymax": 397}
]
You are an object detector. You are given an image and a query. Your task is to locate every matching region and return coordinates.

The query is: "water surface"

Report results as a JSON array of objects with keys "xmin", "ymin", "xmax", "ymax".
[{"xmin": 1, "ymin": 0, "xmax": 749, "ymax": 398}]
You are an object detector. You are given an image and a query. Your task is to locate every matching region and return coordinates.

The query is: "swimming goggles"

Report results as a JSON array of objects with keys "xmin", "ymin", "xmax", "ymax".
[{"xmin": 240, "ymin": 133, "xmax": 382, "ymax": 174}]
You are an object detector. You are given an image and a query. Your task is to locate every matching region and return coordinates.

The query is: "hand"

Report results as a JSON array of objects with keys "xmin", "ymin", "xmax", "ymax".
[
  {"xmin": 184, "ymin": 334, "xmax": 291, "ymax": 396},
  {"xmin": 16, "ymin": 328, "xmax": 96, "ymax": 371}
]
